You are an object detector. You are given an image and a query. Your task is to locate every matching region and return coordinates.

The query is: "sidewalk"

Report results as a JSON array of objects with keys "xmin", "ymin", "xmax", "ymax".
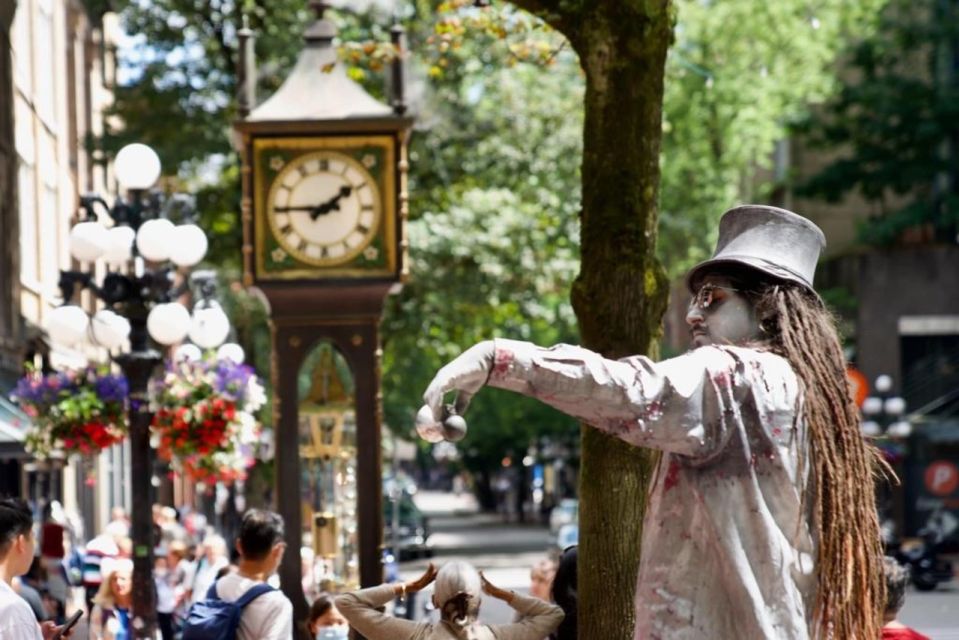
[
  {"xmin": 404, "ymin": 490, "xmax": 552, "ymax": 594},
  {"xmin": 413, "ymin": 490, "xmax": 552, "ymax": 557}
]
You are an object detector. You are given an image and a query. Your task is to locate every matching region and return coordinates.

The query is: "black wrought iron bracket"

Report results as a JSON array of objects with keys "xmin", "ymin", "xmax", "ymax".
[{"xmin": 59, "ymin": 191, "xmax": 210, "ymax": 311}]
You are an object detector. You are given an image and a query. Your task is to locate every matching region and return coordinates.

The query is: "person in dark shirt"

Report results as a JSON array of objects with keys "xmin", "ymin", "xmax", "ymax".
[{"xmin": 17, "ymin": 557, "xmax": 49, "ymax": 621}]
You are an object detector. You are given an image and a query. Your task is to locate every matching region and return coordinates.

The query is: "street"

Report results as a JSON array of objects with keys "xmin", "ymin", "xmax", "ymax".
[
  {"xmin": 404, "ymin": 491, "xmax": 959, "ymax": 634},
  {"xmin": 398, "ymin": 490, "xmax": 556, "ymax": 624}
]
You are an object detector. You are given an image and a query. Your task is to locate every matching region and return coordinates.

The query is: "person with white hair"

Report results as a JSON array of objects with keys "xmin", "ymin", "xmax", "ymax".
[
  {"xmin": 189, "ymin": 534, "xmax": 229, "ymax": 605},
  {"xmin": 336, "ymin": 561, "xmax": 563, "ymax": 639}
]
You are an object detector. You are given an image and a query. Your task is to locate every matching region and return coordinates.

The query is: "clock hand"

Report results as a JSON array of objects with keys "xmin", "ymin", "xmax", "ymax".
[
  {"xmin": 309, "ymin": 185, "xmax": 353, "ymax": 221},
  {"xmin": 273, "ymin": 205, "xmax": 319, "ymax": 213}
]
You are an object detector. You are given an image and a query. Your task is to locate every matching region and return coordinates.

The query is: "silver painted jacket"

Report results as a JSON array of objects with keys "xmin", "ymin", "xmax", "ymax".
[{"xmin": 488, "ymin": 340, "xmax": 816, "ymax": 639}]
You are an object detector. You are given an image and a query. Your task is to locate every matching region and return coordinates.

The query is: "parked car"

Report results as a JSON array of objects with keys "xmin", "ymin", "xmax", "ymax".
[
  {"xmin": 549, "ymin": 498, "xmax": 578, "ymax": 536},
  {"xmin": 555, "ymin": 523, "xmax": 579, "ymax": 551},
  {"xmin": 384, "ymin": 492, "xmax": 433, "ymax": 560}
]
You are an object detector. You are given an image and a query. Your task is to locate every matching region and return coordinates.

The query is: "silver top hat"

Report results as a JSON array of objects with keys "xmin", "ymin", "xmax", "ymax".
[{"xmin": 685, "ymin": 204, "xmax": 826, "ymax": 293}]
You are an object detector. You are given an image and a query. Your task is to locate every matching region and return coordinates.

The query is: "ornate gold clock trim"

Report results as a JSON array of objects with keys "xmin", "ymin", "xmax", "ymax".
[{"xmin": 253, "ymin": 135, "xmax": 398, "ymax": 280}]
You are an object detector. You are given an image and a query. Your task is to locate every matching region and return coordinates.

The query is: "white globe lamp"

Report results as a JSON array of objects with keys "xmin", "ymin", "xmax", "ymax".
[
  {"xmin": 46, "ymin": 305, "xmax": 90, "ymax": 345},
  {"xmin": 888, "ymin": 421, "xmax": 912, "ymax": 438},
  {"xmin": 875, "ymin": 375, "xmax": 893, "ymax": 393},
  {"xmin": 884, "ymin": 397, "xmax": 907, "ymax": 416},
  {"xmin": 861, "ymin": 420, "xmax": 881, "ymax": 437},
  {"xmin": 69, "ymin": 221, "xmax": 110, "ymax": 262},
  {"xmin": 135, "ymin": 218, "xmax": 176, "ymax": 262},
  {"xmin": 188, "ymin": 303, "xmax": 230, "ymax": 349},
  {"xmin": 114, "ymin": 143, "xmax": 161, "ymax": 191},
  {"xmin": 103, "ymin": 226, "xmax": 136, "ymax": 266},
  {"xmin": 861, "ymin": 397, "xmax": 883, "ymax": 416},
  {"xmin": 217, "ymin": 342, "xmax": 245, "ymax": 364},
  {"xmin": 90, "ymin": 309, "xmax": 131, "ymax": 349},
  {"xmin": 168, "ymin": 224, "xmax": 209, "ymax": 267},
  {"xmin": 173, "ymin": 343, "xmax": 202, "ymax": 362},
  {"xmin": 146, "ymin": 302, "xmax": 192, "ymax": 345}
]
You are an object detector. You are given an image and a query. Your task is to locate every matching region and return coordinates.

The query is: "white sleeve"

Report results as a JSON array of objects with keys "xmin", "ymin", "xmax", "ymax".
[
  {"xmin": 488, "ymin": 340, "xmax": 759, "ymax": 459},
  {"xmin": 253, "ymin": 594, "xmax": 294, "ymax": 640}
]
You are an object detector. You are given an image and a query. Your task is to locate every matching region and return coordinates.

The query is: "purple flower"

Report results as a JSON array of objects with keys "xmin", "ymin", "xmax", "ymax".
[
  {"xmin": 95, "ymin": 373, "xmax": 129, "ymax": 404},
  {"xmin": 215, "ymin": 361, "xmax": 255, "ymax": 402}
]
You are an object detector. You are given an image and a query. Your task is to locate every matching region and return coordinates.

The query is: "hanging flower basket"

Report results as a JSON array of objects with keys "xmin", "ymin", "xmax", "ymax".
[
  {"xmin": 151, "ymin": 356, "xmax": 266, "ymax": 486},
  {"xmin": 11, "ymin": 366, "xmax": 128, "ymax": 458}
]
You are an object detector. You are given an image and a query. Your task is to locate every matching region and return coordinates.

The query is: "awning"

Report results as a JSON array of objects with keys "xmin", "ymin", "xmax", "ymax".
[{"xmin": 0, "ymin": 381, "xmax": 30, "ymax": 459}]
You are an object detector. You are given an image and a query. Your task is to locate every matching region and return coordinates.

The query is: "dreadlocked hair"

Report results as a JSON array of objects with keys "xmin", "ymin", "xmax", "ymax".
[{"xmin": 754, "ymin": 283, "xmax": 887, "ymax": 639}]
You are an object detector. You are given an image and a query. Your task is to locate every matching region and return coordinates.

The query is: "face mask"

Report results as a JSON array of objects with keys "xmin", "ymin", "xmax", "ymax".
[{"xmin": 315, "ymin": 627, "xmax": 349, "ymax": 640}]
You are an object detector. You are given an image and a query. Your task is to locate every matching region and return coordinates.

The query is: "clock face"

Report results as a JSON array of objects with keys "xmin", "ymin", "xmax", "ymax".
[{"xmin": 267, "ymin": 151, "xmax": 382, "ymax": 267}]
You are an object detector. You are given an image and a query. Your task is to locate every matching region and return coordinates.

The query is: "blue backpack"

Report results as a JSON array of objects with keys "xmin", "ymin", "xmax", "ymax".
[{"xmin": 181, "ymin": 579, "xmax": 275, "ymax": 640}]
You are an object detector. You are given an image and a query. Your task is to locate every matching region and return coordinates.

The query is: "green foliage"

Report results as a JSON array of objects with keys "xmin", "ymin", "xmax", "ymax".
[
  {"xmin": 100, "ymin": 0, "xmax": 887, "ymax": 486},
  {"xmin": 98, "ymin": 0, "xmax": 311, "ymax": 270},
  {"xmin": 346, "ymin": 3, "xmax": 583, "ymax": 476},
  {"xmin": 659, "ymin": 0, "xmax": 887, "ymax": 277},
  {"xmin": 795, "ymin": 0, "xmax": 959, "ymax": 246}
]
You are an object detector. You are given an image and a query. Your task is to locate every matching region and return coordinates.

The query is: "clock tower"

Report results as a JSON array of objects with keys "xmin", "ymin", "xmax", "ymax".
[{"xmin": 233, "ymin": 1, "xmax": 412, "ymax": 627}]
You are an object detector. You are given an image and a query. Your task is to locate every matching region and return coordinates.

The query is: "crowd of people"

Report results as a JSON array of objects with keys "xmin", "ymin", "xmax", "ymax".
[{"xmin": 0, "ymin": 497, "xmax": 348, "ymax": 639}]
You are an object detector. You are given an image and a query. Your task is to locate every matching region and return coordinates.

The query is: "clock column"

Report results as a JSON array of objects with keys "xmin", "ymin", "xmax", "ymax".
[{"xmin": 233, "ymin": 2, "xmax": 412, "ymax": 635}]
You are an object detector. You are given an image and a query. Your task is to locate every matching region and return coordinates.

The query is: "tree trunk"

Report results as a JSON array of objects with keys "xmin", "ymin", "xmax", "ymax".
[
  {"xmin": 512, "ymin": 2, "xmax": 674, "ymax": 638},
  {"xmin": 573, "ymin": 17, "xmax": 672, "ymax": 638}
]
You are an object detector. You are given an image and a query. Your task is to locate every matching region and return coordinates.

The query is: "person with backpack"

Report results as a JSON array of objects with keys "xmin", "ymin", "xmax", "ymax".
[{"xmin": 182, "ymin": 509, "xmax": 292, "ymax": 640}]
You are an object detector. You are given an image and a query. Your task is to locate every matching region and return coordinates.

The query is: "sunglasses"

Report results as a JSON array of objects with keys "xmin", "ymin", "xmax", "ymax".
[{"xmin": 688, "ymin": 284, "xmax": 744, "ymax": 311}]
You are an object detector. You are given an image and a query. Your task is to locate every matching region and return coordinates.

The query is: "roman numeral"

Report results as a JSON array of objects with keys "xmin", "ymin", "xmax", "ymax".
[
  {"xmin": 319, "ymin": 160, "xmax": 329, "ymax": 171},
  {"xmin": 285, "ymin": 234, "xmax": 304, "ymax": 250}
]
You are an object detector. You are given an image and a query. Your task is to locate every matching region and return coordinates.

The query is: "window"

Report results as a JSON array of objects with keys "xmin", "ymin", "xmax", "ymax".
[
  {"xmin": 18, "ymin": 164, "xmax": 37, "ymax": 286},
  {"xmin": 35, "ymin": 0, "xmax": 56, "ymax": 127},
  {"xmin": 11, "ymin": 0, "xmax": 32, "ymax": 95}
]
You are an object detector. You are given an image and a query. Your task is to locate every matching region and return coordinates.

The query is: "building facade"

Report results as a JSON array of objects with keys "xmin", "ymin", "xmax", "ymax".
[{"xmin": 1, "ymin": 0, "xmax": 127, "ymax": 537}]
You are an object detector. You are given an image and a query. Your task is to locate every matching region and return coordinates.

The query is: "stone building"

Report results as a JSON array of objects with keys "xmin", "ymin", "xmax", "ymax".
[{"xmin": 1, "ymin": 0, "xmax": 123, "ymax": 536}]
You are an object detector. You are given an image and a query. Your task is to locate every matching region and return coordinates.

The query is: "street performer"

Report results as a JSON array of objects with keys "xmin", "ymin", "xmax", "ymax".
[{"xmin": 418, "ymin": 205, "xmax": 886, "ymax": 638}]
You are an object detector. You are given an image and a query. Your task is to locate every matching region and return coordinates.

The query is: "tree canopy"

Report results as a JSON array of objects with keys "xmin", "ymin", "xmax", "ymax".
[
  {"xmin": 795, "ymin": 0, "xmax": 959, "ymax": 246},
  {"xmin": 659, "ymin": 0, "xmax": 887, "ymax": 277}
]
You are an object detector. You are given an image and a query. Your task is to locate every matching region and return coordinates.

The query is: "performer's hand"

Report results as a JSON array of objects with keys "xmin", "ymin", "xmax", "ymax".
[
  {"xmin": 422, "ymin": 341, "xmax": 495, "ymax": 422},
  {"xmin": 479, "ymin": 571, "xmax": 514, "ymax": 603},
  {"xmin": 405, "ymin": 562, "xmax": 438, "ymax": 594}
]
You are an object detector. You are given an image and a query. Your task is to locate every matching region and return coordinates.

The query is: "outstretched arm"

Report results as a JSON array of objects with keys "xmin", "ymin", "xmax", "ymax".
[{"xmin": 423, "ymin": 339, "xmax": 757, "ymax": 459}]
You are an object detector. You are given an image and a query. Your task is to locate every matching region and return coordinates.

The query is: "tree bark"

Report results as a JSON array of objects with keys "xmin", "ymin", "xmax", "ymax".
[{"xmin": 511, "ymin": 2, "xmax": 674, "ymax": 638}]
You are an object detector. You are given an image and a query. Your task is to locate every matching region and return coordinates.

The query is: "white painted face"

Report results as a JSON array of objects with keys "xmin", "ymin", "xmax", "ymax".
[{"xmin": 686, "ymin": 275, "xmax": 761, "ymax": 348}]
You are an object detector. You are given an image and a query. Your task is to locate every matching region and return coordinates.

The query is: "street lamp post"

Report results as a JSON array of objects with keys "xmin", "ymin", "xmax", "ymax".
[
  {"xmin": 861, "ymin": 374, "xmax": 911, "ymax": 438},
  {"xmin": 48, "ymin": 143, "xmax": 227, "ymax": 639},
  {"xmin": 861, "ymin": 373, "xmax": 912, "ymax": 543}
]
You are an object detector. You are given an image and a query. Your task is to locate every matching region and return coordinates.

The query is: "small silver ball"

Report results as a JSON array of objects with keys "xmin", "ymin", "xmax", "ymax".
[
  {"xmin": 415, "ymin": 405, "xmax": 444, "ymax": 443},
  {"xmin": 443, "ymin": 415, "xmax": 468, "ymax": 442}
]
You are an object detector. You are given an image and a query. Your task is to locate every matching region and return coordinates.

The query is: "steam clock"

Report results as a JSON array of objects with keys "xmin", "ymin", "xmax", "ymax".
[{"xmin": 233, "ymin": 0, "xmax": 412, "ymax": 625}]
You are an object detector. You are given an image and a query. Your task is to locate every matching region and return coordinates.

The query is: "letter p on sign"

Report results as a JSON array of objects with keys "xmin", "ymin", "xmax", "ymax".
[{"xmin": 925, "ymin": 461, "xmax": 959, "ymax": 497}]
